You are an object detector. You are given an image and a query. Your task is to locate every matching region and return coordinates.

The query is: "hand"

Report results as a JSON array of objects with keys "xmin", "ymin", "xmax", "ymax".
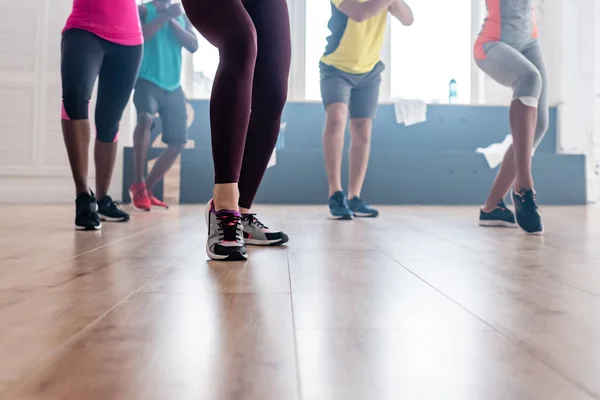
[{"xmin": 165, "ymin": 4, "xmax": 183, "ymax": 19}]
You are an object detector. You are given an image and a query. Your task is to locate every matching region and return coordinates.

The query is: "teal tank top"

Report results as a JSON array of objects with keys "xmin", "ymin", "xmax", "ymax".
[{"xmin": 137, "ymin": 2, "xmax": 186, "ymax": 91}]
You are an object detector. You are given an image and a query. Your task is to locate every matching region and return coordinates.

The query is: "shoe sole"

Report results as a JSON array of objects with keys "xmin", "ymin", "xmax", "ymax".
[
  {"xmin": 75, "ymin": 223, "xmax": 102, "ymax": 231},
  {"xmin": 99, "ymin": 214, "xmax": 130, "ymax": 222},
  {"xmin": 128, "ymin": 190, "xmax": 151, "ymax": 212},
  {"xmin": 516, "ymin": 222, "xmax": 544, "ymax": 235},
  {"xmin": 328, "ymin": 214, "xmax": 353, "ymax": 220},
  {"xmin": 245, "ymin": 234, "xmax": 289, "ymax": 247},
  {"xmin": 353, "ymin": 212, "xmax": 379, "ymax": 218},
  {"xmin": 479, "ymin": 220, "xmax": 518, "ymax": 228}
]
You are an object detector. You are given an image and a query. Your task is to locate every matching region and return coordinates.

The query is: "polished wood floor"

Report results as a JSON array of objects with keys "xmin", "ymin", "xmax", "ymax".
[{"xmin": 1, "ymin": 204, "xmax": 600, "ymax": 399}]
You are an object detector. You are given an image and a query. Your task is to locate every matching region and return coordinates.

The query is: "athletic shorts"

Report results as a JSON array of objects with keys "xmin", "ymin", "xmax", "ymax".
[
  {"xmin": 319, "ymin": 61, "xmax": 384, "ymax": 119},
  {"xmin": 133, "ymin": 78, "xmax": 188, "ymax": 145}
]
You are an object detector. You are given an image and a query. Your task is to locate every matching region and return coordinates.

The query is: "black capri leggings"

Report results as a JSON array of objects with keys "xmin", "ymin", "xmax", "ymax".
[{"xmin": 61, "ymin": 28, "xmax": 142, "ymax": 143}]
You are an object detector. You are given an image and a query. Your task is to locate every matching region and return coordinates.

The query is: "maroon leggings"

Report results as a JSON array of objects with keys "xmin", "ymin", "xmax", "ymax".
[{"xmin": 181, "ymin": 0, "xmax": 291, "ymax": 209}]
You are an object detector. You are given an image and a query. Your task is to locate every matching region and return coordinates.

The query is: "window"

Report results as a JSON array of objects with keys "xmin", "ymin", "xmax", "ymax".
[
  {"xmin": 192, "ymin": 36, "xmax": 218, "ymax": 99},
  {"xmin": 390, "ymin": 1, "xmax": 471, "ymax": 103},
  {"xmin": 304, "ymin": 0, "xmax": 333, "ymax": 100}
]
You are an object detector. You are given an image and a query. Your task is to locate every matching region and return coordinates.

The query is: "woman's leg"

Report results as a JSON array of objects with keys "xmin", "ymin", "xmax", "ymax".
[
  {"xmin": 476, "ymin": 41, "xmax": 544, "ymax": 233},
  {"xmin": 237, "ymin": 0, "xmax": 291, "ymax": 211},
  {"xmin": 182, "ymin": 0, "xmax": 258, "ymax": 213},
  {"xmin": 182, "ymin": 0, "xmax": 259, "ymax": 260},
  {"xmin": 61, "ymin": 29, "xmax": 105, "ymax": 197},
  {"xmin": 94, "ymin": 41, "xmax": 142, "ymax": 221}
]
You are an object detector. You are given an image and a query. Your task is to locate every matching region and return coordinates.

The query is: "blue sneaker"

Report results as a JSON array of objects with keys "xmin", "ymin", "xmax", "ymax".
[
  {"xmin": 348, "ymin": 196, "xmax": 379, "ymax": 218},
  {"xmin": 328, "ymin": 191, "xmax": 353, "ymax": 220}
]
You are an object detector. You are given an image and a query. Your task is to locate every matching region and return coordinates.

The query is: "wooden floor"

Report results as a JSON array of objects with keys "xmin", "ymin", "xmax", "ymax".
[{"xmin": 1, "ymin": 204, "xmax": 600, "ymax": 399}]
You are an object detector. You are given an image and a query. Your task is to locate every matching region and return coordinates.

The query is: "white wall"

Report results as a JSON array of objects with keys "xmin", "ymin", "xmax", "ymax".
[{"xmin": 0, "ymin": 0, "xmax": 135, "ymax": 203}]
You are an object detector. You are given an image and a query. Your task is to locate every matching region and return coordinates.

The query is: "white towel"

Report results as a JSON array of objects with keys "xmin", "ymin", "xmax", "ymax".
[
  {"xmin": 476, "ymin": 134, "xmax": 513, "ymax": 169},
  {"xmin": 267, "ymin": 122, "xmax": 287, "ymax": 169},
  {"xmin": 393, "ymin": 98, "xmax": 427, "ymax": 126}
]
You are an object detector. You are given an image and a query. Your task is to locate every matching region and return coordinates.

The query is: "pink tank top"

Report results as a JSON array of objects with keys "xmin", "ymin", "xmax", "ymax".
[{"xmin": 63, "ymin": 0, "xmax": 143, "ymax": 46}]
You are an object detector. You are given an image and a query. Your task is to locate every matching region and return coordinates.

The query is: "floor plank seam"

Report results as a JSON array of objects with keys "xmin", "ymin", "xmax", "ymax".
[
  {"xmin": 3, "ymin": 245, "xmax": 200, "ymax": 395},
  {"xmin": 379, "ymin": 250, "xmax": 600, "ymax": 400},
  {"xmin": 287, "ymin": 250, "xmax": 305, "ymax": 400}
]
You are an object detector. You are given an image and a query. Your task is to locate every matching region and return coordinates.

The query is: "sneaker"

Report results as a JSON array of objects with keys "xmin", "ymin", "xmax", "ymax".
[
  {"xmin": 348, "ymin": 196, "xmax": 379, "ymax": 218},
  {"xmin": 204, "ymin": 199, "xmax": 247, "ymax": 261},
  {"xmin": 242, "ymin": 213, "xmax": 289, "ymax": 246},
  {"xmin": 75, "ymin": 191, "xmax": 102, "ymax": 230},
  {"xmin": 129, "ymin": 182, "xmax": 151, "ymax": 211},
  {"xmin": 98, "ymin": 195, "xmax": 130, "ymax": 222},
  {"xmin": 148, "ymin": 192, "xmax": 169, "ymax": 209},
  {"xmin": 328, "ymin": 191, "xmax": 353, "ymax": 220},
  {"xmin": 479, "ymin": 200, "xmax": 517, "ymax": 227},
  {"xmin": 512, "ymin": 189, "xmax": 543, "ymax": 234}
]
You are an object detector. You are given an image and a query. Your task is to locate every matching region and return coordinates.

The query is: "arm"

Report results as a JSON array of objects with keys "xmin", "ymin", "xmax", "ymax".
[
  {"xmin": 169, "ymin": 16, "xmax": 199, "ymax": 53},
  {"xmin": 139, "ymin": 5, "xmax": 170, "ymax": 41},
  {"xmin": 337, "ymin": 0, "xmax": 396, "ymax": 22},
  {"xmin": 388, "ymin": 0, "xmax": 414, "ymax": 26}
]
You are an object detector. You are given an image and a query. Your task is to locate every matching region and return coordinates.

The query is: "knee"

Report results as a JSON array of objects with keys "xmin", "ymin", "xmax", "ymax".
[
  {"xmin": 516, "ymin": 69, "xmax": 543, "ymax": 104},
  {"xmin": 136, "ymin": 113, "xmax": 154, "ymax": 132},
  {"xmin": 324, "ymin": 105, "xmax": 348, "ymax": 134},
  {"xmin": 350, "ymin": 119, "xmax": 372, "ymax": 145},
  {"xmin": 96, "ymin": 119, "xmax": 120, "ymax": 143},
  {"xmin": 62, "ymin": 88, "xmax": 89, "ymax": 120},
  {"xmin": 220, "ymin": 30, "xmax": 257, "ymax": 74}
]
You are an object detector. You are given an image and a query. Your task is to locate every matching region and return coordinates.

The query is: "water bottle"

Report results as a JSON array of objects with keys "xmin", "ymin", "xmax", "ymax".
[{"xmin": 449, "ymin": 79, "xmax": 458, "ymax": 104}]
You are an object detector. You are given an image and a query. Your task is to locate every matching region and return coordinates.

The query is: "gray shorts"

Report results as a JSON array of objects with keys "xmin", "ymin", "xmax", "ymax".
[{"xmin": 319, "ymin": 61, "xmax": 384, "ymax": 119}]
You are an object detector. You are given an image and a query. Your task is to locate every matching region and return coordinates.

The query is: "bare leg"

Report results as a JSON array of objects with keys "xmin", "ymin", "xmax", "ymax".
[
  {"xmin": 62, "ymin": 120, "xmax": 91, "ymax": 195},
  {"xmin": 510, "ymin": 99, "xmax": 537, "ymax": 192},
  {"xmin": 146, "ymin": 144, "xmax": 184, "ymax": 191},
  {"xmin": 214, "ymin": 184, "xmax": 240, "ymax": 211},
  {"xmin": 94, "ymin": 140, "xmax": 118, "ymax": 200},
  {"xmin": 348, "ymin": 118, "xmax": 372, "ymax": 199},
  {"xmin": 482, "ymin": 145, "xmax": 517, "ymax": 211},
  {"xmin": 323, "ymin": 103, "xmax": 348, "ymax": 196},
  {"xmin": 133, "ymin": 113, "xmax": 154, "ymax": 184}
]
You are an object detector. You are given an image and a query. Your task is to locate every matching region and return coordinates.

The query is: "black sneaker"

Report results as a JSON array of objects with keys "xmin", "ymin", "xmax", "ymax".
[
  {"xmin": 479, "ymin": 200, "xmax": 516, "ymax": 228},
  {"xmin": 97, "ymin": 195, "xmax": 130, "ymax": 222},
  {"xmin": 75, "ymin": 191, "xmax": 102, "ymax": 231},
  {"xmin": 512, "ymin": 189, "xmax": 543, "ymax": 234}
]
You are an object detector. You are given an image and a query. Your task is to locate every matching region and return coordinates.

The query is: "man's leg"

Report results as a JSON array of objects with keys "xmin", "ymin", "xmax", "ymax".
[
  {"xmin": 130, "ymin": 81, "xmax": 157, "ymax": 211},
  {"xmin": 323, "ymin": 102, "xmax": 349, "ymax": 197},
  {"xmin": 145, "ymin": 87, "xmax": 189, "ymax": 208},
  {"xmin": 346, "ymin": 62, "xmax": 382, "ymax": 218}
]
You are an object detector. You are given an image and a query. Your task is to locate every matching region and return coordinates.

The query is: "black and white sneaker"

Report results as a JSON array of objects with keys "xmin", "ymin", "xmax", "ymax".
[
  {"xmin": 242, "ymin": 213, "xmax": 289, "ymax": 246},
  {"xmin": 97, "ymin": 195, "xmax": 130, "ymax": 222},
  {"xmin": 479, "ymin": 200, "xmax": 517, "ymax": 228},
  {"xmin": 512, "ymin": 189, "xmax": 543, "ymax": 235},
  {"xmin": 204, "ymin": 199, "xmax": 247, "ymax": 261},
  {"xmin": 75, "ymin": 191, "xmax": 102, "ymax": 230}
]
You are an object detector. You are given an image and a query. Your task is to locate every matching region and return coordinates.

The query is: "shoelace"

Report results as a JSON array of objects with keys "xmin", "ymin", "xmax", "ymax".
[
  {"xmin": 217, "ymin": 214, "xmax": 242, "ymax": 242},
  {"xmin": 244, "ymin": 214, "xmax": 268, "ymax": 229},
  {"xmin": 517, "ymin": 191, "xmax": 539, "ymax": 213}
]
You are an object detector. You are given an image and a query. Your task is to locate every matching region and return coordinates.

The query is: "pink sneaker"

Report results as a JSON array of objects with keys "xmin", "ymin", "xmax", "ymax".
[
  {"xmin": 129, "ymin": 182, "xmax": 151, "ymax": 211},
  {"xmin": 148, "ymin": 192, "xmax": 169, "ymax": 209}
]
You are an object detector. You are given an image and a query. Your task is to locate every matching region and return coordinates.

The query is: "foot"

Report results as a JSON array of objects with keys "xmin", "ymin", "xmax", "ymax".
[
  {"xmin": 479, "ymin": 199, "xmax": 517, "ymax": 228},
  {"xmin": 98, "ymin": 195, "xmax": 130, "ymax": 222},
  {"xmin": 512, "ymin": 189, "xmax": 543, "ymax": 234},
  {"xmin": 129, "ymin": 182, "xmax": 151, "ymax": 211},
  {"xmin": 241, "ymin": 213, "xmax": 289, "ymax": 246},
  {"xmin": 328, "ymin": 191, "xmax": 353, "ymax": 220},
  {"xmin": 204, "ymin": 199, "xmax": 247, "ymax": 261},
  {"xmin": 348, "ymin": 196, "xmax": 379, "ymax": 218},
  {"xmin": 148, "ymin": 192, "xmax": 169, "ymax": 209},
  {"xmin": 75, "ymin": 191, "xmax": 102, "ymax": 230}
]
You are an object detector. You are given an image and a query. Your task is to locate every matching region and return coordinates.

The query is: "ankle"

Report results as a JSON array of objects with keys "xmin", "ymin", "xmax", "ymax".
[
  {"xmin": 348, "ymin": 193, "xmax": 360, "ymax": 200},
  {"xmin": 329, "ymin": 188, "xmax": 344, "ymax": 197},
  {"xmin": 481, "ymin": 204, "xmax": 497, "ymax": 213}
]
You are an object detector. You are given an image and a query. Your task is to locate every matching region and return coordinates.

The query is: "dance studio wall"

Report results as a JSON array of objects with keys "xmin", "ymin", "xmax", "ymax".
[{"xmin": 0, "ymin": 0, "xmax": 136, "ymax": 203}]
